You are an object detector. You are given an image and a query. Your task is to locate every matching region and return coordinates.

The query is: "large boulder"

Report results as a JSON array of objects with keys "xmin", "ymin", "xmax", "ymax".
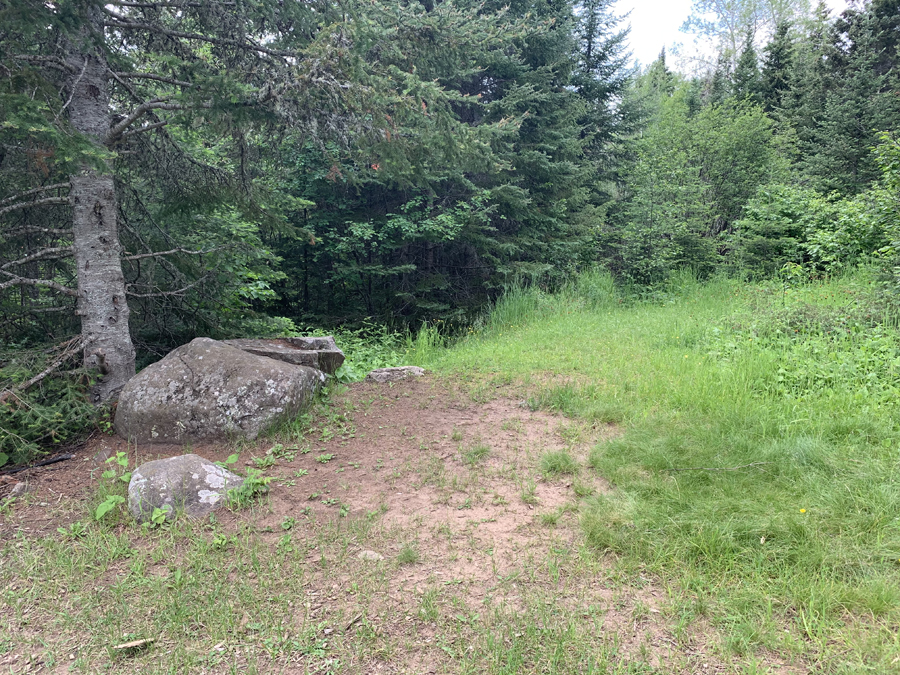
[
  {"xmin": 115, "ymin": 337, "xmax": 323, "ymax": 443},
  {"xmin": 128, "ymin": 454, "xmax": 243, "ymax": 522},
  {"xmin": 223, "ymin": 336, "xmax": 344, "ymax": 375}
]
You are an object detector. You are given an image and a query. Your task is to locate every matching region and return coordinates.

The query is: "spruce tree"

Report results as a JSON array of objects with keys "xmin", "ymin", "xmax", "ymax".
[
  {"xmin": 800, "ymin": 2, "xmax": 900, "ymax": 193},
  {"xmin": 760, "ymin": 21, "xmax": 794, "ymax": 112},
  {"xmin": 732, "ymin": 30, "xmax": 762, "ymax": 103},
  {"xmin": 0, "ymin": 0, "xmax": 464, "ymax": 396}
]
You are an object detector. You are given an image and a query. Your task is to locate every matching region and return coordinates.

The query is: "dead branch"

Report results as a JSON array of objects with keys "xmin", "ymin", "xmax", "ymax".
[
  {"xmin": 0, "ymin": 183, "xmax": 69, "ymax": 207},
  {"xmin": 28, "ymin": 306, "xmax": 73, "ymax": 314},
  {"xmin": 0, "ymin": 197, "xmax": 69, "ymax": 218},
  {"xmin": 0, "ymin": 246, "xmax": 74, "ymax": 271},
  {"xmin": 56, "ymin": 57, "xmax": 88, "ymax": 122},
  {"xmin": 0, "ymin": 274, "xmax": 78, "ymax": 297},
  {"xmin": 125, "ymin": 275, "xmax": 207, "ymax": 297},
  {"xmin": 122, "ymin": 246, "xmax": 219, "ymax": 261},
  {"xmin": 112, "ymin": 72, "xmax": 193, "ymax": 88},
  {"xmin": 3, "ymin": 225, "xmax": 72, "ymax": 238}
]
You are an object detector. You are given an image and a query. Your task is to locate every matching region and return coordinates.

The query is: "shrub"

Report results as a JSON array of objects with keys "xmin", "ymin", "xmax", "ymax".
[{"xmin": 0, "ymin": 343, "xmax": 97, "ymax": 468}]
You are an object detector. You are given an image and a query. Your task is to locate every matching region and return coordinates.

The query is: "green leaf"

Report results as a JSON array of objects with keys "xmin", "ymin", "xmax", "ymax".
[
  {"xmin": 94, "ymin": 495, "xmax": 125, "ymax": 520},
  {"xmin": 0, "ymin": 453, "xmax": 8, "ymax": 468}
]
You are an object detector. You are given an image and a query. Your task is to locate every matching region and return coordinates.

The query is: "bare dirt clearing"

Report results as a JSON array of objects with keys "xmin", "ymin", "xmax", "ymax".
[{"xmin": 0, "ymin": 376, "xmax": 806, "ymax": 674}]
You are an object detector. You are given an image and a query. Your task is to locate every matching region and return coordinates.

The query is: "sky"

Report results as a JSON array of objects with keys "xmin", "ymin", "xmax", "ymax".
[{"xmin": 612, "ymin": 0, "xmax": 852, "ymax": 69}]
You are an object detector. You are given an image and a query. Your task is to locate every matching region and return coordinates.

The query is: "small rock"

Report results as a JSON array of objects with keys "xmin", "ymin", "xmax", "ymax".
[
  {"xmin": 365, "ymin": 367, "xmax": 426, "ymax": 383},
  {"xmin": 128, "ymin": 454, "xmax": 244, "ymax": 523},
  {"xmin": 7, "ymin": 482, "xmax": 27, "ymax": 500},
  {"xmin": 357, "ymin": 550, "xmax": 384, "ymax": 561}
]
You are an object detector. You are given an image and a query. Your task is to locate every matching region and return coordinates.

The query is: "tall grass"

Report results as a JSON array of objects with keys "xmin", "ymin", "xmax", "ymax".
[{"xmin": 413, "ymin": 266, "xmax": 900, "ymax": 670}]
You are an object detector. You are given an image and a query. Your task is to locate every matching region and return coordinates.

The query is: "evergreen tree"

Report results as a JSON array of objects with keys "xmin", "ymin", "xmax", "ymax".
[
  {"xmin": 760, "ymin": 21, "xmax": 794, "ymax": 111},
  {"xmin": 705, "ymin": 54, "xmax": 732, "ymax": 106},
  {"xmin": 800, "ymin": 2, "xmax": 900, "ymax": 193},
  {"xmin": 0, "ymin": 0, "xmax": 490, "ymax": 394},
  {"xmin": 267, "ymin": 0, "xmax": 634, "ymax": 324},
  {"xmin": 732, "ymin": 29, "xmax": 762, "ymax": 103}
]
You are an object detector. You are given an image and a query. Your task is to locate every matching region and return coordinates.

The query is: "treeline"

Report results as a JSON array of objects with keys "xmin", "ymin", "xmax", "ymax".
[
  {"xmin": 1, "ymin": 0, "xmax": 899, "ymax": 357},
  {"xmin": 605, "ymin": 0, "xmax": 900, "ymax": 286}
]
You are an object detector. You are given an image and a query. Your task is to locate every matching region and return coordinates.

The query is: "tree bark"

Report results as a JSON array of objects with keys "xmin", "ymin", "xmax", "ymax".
[{"xmin": 67, "ymin": 7, "xmax": 136, "ymax": 403}]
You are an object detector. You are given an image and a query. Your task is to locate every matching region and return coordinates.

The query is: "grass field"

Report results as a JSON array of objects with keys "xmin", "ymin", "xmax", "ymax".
[
  {"xmin": 414, "ymin": 268, "xmax": 900, "ymax": 672},
  {"xmin": 3, "ymin": 267, "xmax": 900, "ymax": 674}
]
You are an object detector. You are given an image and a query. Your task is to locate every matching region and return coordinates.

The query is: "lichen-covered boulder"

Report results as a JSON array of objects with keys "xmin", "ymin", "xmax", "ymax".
[
  {"xmin": 115, "ymin": 337, "xmax": 323, "ymax": 443},
  {"xmin": 223, "ymin": 336, "xmax": 344, "ymax": 375},
  {"xmin": 128, "ymin": 454, "xmax": 243, "ymax": 522},
  {"xmin": 365, "ymin": 366, "xmax": 426, "ymax": 383}
]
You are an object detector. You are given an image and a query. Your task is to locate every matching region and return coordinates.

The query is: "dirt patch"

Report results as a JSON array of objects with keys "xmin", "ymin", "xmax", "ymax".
[{"xmin": 0, "ymin": 376, "xmax": 807, "ymax": 674}]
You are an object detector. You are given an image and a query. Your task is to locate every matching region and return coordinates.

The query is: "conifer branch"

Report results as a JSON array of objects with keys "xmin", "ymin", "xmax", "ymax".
[
  {"xmin": 125, "ymin": 275, "xmax": 208, "ymax": 297},
  {"xmin": 12, "ymin": 55, "xmax": 76, "ymax": 73},
  {"xmin": 103, "ymin": 10, "xmax": 294, "ymax": 58},
  {"xmin": 120, "ymin": 121, "xmax": 170, "ymax": 139},
  {"xmin": 108, "ymin": 1, "xmax": 235, "ymax": 7},
  {"xmin": 122, "ymin": 246, "xmax": 219, "ymax": 261},
  {"xmin": 105, "ymin": 99, "xmax": 191, "ymax": 144}
]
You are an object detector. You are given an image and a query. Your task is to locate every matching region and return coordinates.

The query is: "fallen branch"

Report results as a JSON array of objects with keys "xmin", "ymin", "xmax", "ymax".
[
  {"xmin": 666, "ymin": 462, "xmax": 772, "ymax": 472},
  {"xmin": 0, "ymin": 337, "xmax": 83, "ymax": 404},
  {"xmin": 1, "ymin": 453, "xmax": 75, "ymax": 476}
]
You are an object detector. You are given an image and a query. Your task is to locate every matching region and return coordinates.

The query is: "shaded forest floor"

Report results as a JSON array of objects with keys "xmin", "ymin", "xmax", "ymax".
[{"xmin": 0, "ymin": 376, "xmax": 806, "ymax": 674}]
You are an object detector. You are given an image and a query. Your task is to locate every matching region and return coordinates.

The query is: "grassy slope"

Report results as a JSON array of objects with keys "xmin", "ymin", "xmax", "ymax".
[{"xmin": 417, "ymin": 270, "xmax": 900, "ymax": 672}]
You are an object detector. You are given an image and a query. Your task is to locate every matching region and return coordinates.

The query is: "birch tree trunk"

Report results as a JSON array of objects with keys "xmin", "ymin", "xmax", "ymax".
[{"xmin": 67, "ymin": 7, "xmax": 136, "ymax": 403}]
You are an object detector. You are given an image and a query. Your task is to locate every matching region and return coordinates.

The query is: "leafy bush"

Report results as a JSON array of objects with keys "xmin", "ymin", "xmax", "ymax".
[
  {"xmin": 736, "ymin": 137, "xmax": 898, "ymax": 278},
  {"xmin": 299, "ymin": 321, "xmax": 405, "ymax": 383}
]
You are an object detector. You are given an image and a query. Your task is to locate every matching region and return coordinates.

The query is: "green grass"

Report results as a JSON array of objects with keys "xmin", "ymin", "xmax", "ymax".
[
  {"xmin": 463, "ymin": 442, "xmax": 491, "ymax": 465},
  {"xmin": 397, "ymin": 543, "xmax": 420, "ymax": 564},
  {"xmin": 540, "ymin": 451, "xmax": 580, "ymax": 477},
  {"xmin": 413, "ymin": 266, "xmax": 900, "ymax": 671}
]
